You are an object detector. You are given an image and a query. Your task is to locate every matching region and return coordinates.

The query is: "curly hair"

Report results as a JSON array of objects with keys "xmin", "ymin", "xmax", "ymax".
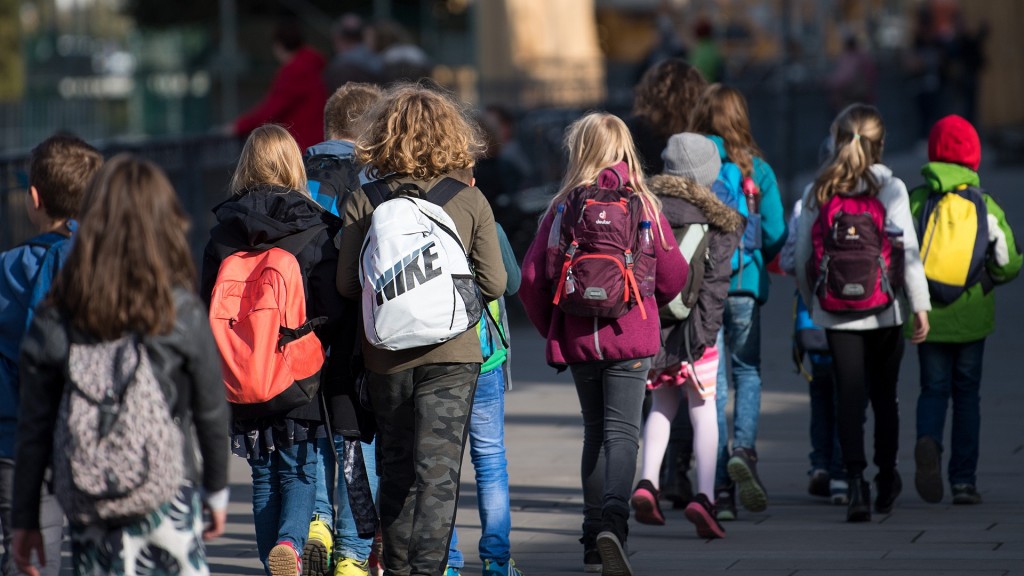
[
  {"xmin": 355, "ymin": 83, "xmax": 485, "ymax": 181},
  {"xmin": 632, "ymin": 58, "xmax": 708, "ymax": 138},
  {"xmin": 692, "ymin": 83, "xmax": 762, "ymax": 178}
]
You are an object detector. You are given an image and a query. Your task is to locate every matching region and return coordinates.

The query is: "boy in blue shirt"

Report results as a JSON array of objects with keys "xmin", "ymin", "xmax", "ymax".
[{"xmin": 0, "ymin": 134, "xmax": 102, "ymax": 576}]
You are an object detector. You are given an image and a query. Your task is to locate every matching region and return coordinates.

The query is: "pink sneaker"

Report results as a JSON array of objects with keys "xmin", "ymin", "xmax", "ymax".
[
  {"xmin": 268, "ymin": 541, "xmax": 302, "ymax": 576},
  {"xmin": 684, "ymin": 494, "xmax": 726, "ymax": 539},
  {"xmin": 630, "ymin": 479, "xmax": 665, "ymax": 525}
]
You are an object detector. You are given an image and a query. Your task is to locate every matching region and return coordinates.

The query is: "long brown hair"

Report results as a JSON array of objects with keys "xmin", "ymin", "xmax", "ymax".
[
  {"xmin": 632, "ymin": 58, "xmax": 708, "ymax": 138},
  {"xmin": 692, "ymin": 84, "xmax": 762, "ymax": 178},
  {"xmin": 355, "ymin": 83, "xmax": 485, "ymax": 181},
  {"xmin": 230, "ymin": 124, "xmax": 308, "ymax": 196},
  {"xmin": 51, "ymin": 154, "xmax": 195, "ymax": 339},
  {"xmin": 813, "ymin": 104, "xmax": 885, "ymax": 207}
]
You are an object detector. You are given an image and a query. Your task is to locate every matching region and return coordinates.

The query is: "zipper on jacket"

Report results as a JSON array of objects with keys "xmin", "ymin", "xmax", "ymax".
[{"xmin": 593, "ymin": 317, "xmax": 603, "ymax": 360}]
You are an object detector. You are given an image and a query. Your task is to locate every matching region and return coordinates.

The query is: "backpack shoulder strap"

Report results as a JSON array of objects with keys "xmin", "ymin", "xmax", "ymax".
[
  {"xmin": 424, "ymin": 177, "xmax": 467, "ymax": 207},
  {"xmin": 363, "ymin": 180, "xmax": 393, "ymax": 209},
  {"xmin": 266, "ymin": 224, "xmax": 329, "ymax": 256}
]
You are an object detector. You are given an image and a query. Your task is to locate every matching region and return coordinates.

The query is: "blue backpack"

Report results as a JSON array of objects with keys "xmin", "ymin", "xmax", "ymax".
[
  {"xmin": 305, "ymin": 153, "xmax": 362, "ymax": 217},
  {"xmin": 711, "ymin": 162, "xmax": 761, "ymax": 275},
  {"xmin": 23, "ymin": 230, "xmax": 74, "ymax": 332}
]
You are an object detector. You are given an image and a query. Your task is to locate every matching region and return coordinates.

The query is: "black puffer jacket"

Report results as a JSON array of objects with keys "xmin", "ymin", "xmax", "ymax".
[
  {"xmin": 14, "ymin": 288, "xmax": 229, "ymax": 529},
  {"xmin": 649, "ymin": 174, "xmax": 745, "ymax": 369},
  {"xmin": 200, "ymin": 184, "xmax": 371, "ymax": 439}
]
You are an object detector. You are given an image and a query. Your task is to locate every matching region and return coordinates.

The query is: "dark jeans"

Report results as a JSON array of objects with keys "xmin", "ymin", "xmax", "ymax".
[
  {"xmin": 916, "ymin": 339, "xmax": 986, "ymax": 486},
  {"xmin": 570, "ymin": 357, "xmax": 650, "ymax": 544},
  {"xmin": 0, "ymin": 459, "xmax": 64, "ymax": 576},
  {"xmin": 808, "ymin": 356, "xmax": 844, "ymax": 479},
  {"xmin": 826, "ymin": 327, "xmax": 904, "ymax": 478},
  {"xmin": 368, "ymin": 362, "xmax": 479, "ymax": 576}
]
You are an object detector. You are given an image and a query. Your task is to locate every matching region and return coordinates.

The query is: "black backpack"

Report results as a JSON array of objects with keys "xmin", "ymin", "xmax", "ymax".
[{"xmin": 305, "ymin": 153, "xmax": 362, "ymax": 217}]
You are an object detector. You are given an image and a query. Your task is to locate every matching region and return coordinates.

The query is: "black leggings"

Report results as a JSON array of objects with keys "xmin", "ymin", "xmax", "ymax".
[{"xmin": 826, "ymin": 326, "xmax": 905, "ymax": 478}]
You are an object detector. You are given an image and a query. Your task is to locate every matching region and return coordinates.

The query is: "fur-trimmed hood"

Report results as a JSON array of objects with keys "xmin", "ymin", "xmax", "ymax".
[{"xmin": 649, "ymin": 174, "xmax": 745, "ymax": 233}]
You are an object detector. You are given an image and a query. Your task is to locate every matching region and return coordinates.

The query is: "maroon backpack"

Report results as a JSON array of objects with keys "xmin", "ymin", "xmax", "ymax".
[
  {"xmin": 809, "ymin": 194, "xmax": 897, "ymax": 313},
  {"xmin": 551, "ymin": 179, "xmax": 655, "ymax": 320}
]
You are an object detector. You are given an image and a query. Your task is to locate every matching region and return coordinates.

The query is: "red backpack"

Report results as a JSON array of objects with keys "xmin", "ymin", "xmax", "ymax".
[
  {"xmin": 208, "ymin": 226, "xmax": 327, "ymax": 419},
  {"xmin": 550, "ymin": 174, "xmax": 655, "ymax": 320},
  {"xmin": 810, "ymin": 194, "xmax": 896, "ymax": 314}
]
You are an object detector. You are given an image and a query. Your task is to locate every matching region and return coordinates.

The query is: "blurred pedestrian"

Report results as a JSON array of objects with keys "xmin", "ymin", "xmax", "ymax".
[
  {"xmin": 691, "ymin": 19, "xmax": 723, "ymax": 83},
  {"xmin": 370, "ymin": 20, "xmax": 431, "ymax": 85},
  {"xmin": 325, "ymin": 14, "xmax": 381, "ymax": 92},
  {"xmin": 232, "ymin": 19, "xmax": 329, "ymax": 150},
  {"xmin": 827, "ymin": 35, "xmax": 877, "ymax": 115}
]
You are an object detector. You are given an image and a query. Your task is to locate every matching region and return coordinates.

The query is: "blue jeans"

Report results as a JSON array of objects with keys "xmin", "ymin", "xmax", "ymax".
[
  {"xmin": 248, "ymin": 439, "xmax": 319, "ymax": 571},
  {"xmin": 715, "ymin": 296, "xmax": 763, "ymax": 487},
  {"xmin": 807, "ymin": 355, "xmax": 844, "ymax": 479},
  {"xmin": 916, "ymin": 339, "xmax": 986, "ymax": 486},
  {"xmin": 448, "ymin": 365, "xmax": 511, "ymax": 568},
  {"xmin": 313, "ymin": 435, "xmax": 379, "ymax": 561}
]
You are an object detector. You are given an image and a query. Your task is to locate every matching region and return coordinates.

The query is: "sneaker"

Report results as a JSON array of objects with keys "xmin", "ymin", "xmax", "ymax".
[
  {"xmin": 727, "ymin": 447, "xmax": 768, "ymax": 512},
  {"xmin": 442, "ymin": 566, "xmax": 461, "ymax": 576},
  {"xmin": 914, "ymin": 436, "xmax": 944, "ymax": 503},
  {"xmin": 269, "ymin": 541, "xmax": 302, "ymax": 576},
  {"xmin": 595, "ymin": 531, "xmax": 633, "ymax": 576},
  {"xmin": 952, "ymin": 484, "xmax": 982, "ymax": 505},
  {"xmin": 583, "ymin": 547, "xmax": 602, "ymax": 573},
  {"xmin": 874, "ymin": 470, "xmax": 902, "ymax": 514},
  {"xmin": 629, "ymin": 479, "xmax": 665, "ymax": 525},
  {"xmin": 482, "ymin": 559, "xmax": 524, "ymax": 576},
  {"xmin": 808, "ymin": 469, "xmax": 830, "ymax": 498},
  {"xmin": 304, "ymin": 515, "xmax": 334, "ymax": 576},
  {"xmin": 684, "ymin": 494, "xmax": 726, "ymax": 539},
  {"xmin": 829, "ymin": 479, "xmax": 849, "ymax": 505},
  {"xmin": 715, "ymin": 486, "xmax": 737, "ymax": 521},
  {"xmin": 333, "ymin": 557, "xmax": 369, "ymax": 576}
]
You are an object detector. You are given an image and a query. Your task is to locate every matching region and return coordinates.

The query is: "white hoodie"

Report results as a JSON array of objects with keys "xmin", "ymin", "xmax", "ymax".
[{"xmin": 795, "ymin": 164, "xmax": 931, "ymax": 331}]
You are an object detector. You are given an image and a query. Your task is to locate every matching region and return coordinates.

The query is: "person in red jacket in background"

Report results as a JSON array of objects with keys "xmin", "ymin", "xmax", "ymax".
[{"xmin": 233, "ymin": 19, "xmax": 328, "ymax": 150}]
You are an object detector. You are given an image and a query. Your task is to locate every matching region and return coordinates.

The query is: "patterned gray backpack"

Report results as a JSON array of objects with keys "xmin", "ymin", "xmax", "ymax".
[{"xmin": 53, "ymin": 336, "xmax": 184, "ymax": 525}]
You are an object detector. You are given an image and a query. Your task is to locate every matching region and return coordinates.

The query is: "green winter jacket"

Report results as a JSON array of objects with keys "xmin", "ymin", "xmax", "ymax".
[{"xmin": 909, "ymin": 162, "xmax": 1022, "ymax": 342}]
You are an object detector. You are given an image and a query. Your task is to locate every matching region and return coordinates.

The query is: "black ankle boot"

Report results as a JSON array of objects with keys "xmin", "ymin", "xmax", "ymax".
[
  {"xmin": 875, "ymin": 470, "xmax": 903, "ymax": 514},
  {"xmin": 847, "ymin": 476, "xmax": 871, "ymax": 522}
]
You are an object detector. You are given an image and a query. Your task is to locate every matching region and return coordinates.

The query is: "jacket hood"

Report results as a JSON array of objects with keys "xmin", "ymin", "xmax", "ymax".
[
  {"xmin": 211, "ymin": 184, "xmax": 332, "ymax": 248},
  {"xmin": 921, "ymin": 161, "xmax": 980, "ymax": 194},
  {"xmin": 290, "ymin": 46, "xmax": 327, "ymax": 75},
  {"xmin": 706, "ymin": 135, "xmax": 729, "ymax": 160},
  {"xmin": 649, "ymin": 174, "xmax": 745, "ymax": 233},
  {"xmin": 305, "ymin": 139, "xmax": 356, "ymax": 158}
]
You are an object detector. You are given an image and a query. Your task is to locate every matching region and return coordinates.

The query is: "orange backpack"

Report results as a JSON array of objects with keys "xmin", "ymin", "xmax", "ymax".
[{"xmin": 208, "ymin": 226, "xmax": 327, "ymax": 419}]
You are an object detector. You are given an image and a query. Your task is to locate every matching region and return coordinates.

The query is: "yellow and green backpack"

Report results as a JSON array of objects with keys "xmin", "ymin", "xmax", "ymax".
[{"xmin": 917, "ymin": 184, "xmax": 992, "ymax": 304}]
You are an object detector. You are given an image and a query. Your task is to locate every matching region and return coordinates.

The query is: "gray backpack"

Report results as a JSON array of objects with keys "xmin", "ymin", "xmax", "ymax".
[
  {"xmin": 659, "ymin": 223, "xmax": 711, "ymax": 322},
  {"xmin": 53, "ymin": 337, "xmax": 184, "ymax": 525}
]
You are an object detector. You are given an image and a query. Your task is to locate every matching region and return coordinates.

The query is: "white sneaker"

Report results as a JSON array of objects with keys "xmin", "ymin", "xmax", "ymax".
[{"xmin": 830, "ymin": 479, "xmax": 849, "ymax": 505}]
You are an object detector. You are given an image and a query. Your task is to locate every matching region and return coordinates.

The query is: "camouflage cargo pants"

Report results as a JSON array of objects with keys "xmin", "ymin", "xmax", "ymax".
[{"xmin": 368, "ymin": 362, "xmax": 479, "ymax": 576}]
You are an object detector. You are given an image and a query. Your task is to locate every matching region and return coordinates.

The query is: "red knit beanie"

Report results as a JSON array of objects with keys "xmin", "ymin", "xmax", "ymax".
[{"xmin": 928, "ymin": 114, "xmax": 981, "ymax": 170}]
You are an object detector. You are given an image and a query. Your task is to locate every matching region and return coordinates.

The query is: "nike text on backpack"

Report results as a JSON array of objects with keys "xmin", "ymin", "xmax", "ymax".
[
  {"xmin": 712, "ymin": 163, "xmax": 761, "ymax": 280},
  {"xmin": 918, "ymin": 184, "xmax": 992, "ymax": 304},
  {"xmin": 208, "ymin": 225, "xmax": 328, "ymax": 419},
  {"xmin": 305, "ymin": 153, "xmax": 362, "ymax": 217},
  {"xmin": 359, "ymin": 178, "xmax": 484, "ymax": 351},
  {"xmin": 53, "ymin": 337, "xmax": 184, "ymax": 525},
  {"xmin": 550, "ymin": 173, "xmax": 655, "ymax": 320},
  {"xmin": 810, "ymin": 194, "xmax": 903, "ymax": 313},
  {"xmin": 660, "ymin": 223, "xmax": 710, "ymax": 322}
]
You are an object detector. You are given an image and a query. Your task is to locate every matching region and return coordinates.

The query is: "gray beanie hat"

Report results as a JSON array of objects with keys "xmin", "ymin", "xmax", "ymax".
[{"xmin": 662, "ymin": 133, "xmax": 722, "ymax": 187}]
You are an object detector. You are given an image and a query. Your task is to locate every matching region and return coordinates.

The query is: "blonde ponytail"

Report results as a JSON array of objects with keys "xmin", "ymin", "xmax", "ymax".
[{"xmin": 813, "ymin": 104, "xmax": 885, "ymax": 207}]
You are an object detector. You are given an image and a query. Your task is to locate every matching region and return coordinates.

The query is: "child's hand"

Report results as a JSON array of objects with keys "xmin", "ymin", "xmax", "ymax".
[{"xmin": 910, "ymin": 311, "xmax": 930, "ymax": 344}]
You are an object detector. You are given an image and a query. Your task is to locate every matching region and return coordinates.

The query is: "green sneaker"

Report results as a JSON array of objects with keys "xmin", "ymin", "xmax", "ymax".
[{"xmin": 482, "ymin": 558, "xmax": 524, "ymax": 576}]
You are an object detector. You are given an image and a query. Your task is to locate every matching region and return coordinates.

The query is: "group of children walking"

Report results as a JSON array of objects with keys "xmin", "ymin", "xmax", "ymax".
[{"xmin": 0, "ymin": 58, "xmax": 1018, "ymax": 576}]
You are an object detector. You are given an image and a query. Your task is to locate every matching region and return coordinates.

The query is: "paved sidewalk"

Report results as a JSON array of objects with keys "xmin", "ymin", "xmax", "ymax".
[{"xmin": 206, "ymin": 152, "xmax": 1024, "ymax": 575}]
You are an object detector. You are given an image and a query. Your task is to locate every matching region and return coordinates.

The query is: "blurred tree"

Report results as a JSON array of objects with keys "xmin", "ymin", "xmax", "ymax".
[{"xmin": 0, "ymin": 0, "xmax": 23, "ymax": 101}]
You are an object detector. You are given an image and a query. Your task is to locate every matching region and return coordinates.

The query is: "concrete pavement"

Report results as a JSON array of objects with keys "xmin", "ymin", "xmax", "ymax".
[{"xmin": 205, "ymin": 150, "xmax": 1024, "ymax": 575}]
